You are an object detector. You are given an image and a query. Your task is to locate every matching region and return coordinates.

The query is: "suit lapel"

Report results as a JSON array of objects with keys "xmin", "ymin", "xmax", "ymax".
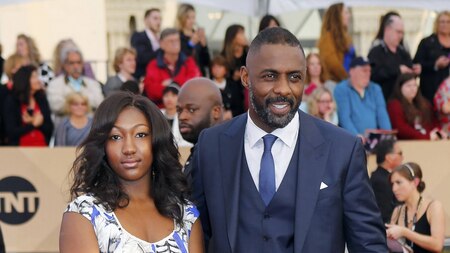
[
  {"xmin": 294, "ymin": 111, "xmax": 330, "ymax": 251},
  {"xmin": 219, "ymin": 114, "xmax": 247, "ymax": 252}
]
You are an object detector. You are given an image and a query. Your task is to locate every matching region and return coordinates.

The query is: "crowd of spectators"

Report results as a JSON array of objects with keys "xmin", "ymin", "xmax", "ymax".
[
  {"xmin": 0, "ymin": 3, "xmax": 449, "ymax": 147},
  {"xmin": 0, "ymin": 2, "xmax": 448, "ymax": 252}
]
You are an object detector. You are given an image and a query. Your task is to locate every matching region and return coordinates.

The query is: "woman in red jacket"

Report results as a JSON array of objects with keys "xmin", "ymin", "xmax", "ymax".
[{"xmin": 387, "ymin": 73, "xmax": 446, "ymax": 140}]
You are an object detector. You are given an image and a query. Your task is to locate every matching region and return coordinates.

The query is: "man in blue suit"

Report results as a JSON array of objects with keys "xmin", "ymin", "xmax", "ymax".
[
  {"xmin": 192, "ymin": 27, "xmax": 387, "ymax": 252},
  {"xmin": 130, "ymin": 8, "xmax": 161, "ymax": 80}
]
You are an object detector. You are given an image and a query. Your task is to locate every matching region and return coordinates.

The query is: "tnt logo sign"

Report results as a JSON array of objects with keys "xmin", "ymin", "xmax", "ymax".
[{"xmin": 0, "ymin": 176, "xmax": 39, "ymax": 225}]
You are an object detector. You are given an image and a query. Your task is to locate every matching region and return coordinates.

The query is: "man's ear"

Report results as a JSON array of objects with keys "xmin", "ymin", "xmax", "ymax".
[
  {"xmin": 240, "ymin": 66, "xmax": 249, "ymax": 89},
  {"xmin": 212, "ymin": 104, "xmax": 223, "ymax": 122}
]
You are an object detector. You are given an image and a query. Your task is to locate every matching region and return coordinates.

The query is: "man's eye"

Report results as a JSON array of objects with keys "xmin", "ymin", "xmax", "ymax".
[
  {"xmin": 188, "ymin": 108, "xmax": 196, "ymax": 113},
  {"xmin": 263, "ymin": 73, "xmax": 276, "ymax": 79},
  {"xmin": 289, "ymin": 74, "xmax": 302, "ymax": 81}
]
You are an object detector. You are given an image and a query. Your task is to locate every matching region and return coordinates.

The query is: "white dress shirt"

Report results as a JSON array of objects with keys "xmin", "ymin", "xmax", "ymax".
[
  {"xmin": 244, "ymin": 112, "xmax": 299, "ymax": 191},
  {"xmin": 145, "ymin": 28, "xmax": 160, "ymax": 51}
]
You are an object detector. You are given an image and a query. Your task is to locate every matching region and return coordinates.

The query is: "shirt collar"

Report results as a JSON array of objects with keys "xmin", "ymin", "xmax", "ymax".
[
  {"xmin": 246, "ymin": 111, "xmax": 299, "ymax": 148},
  {"xmin": 117, "ymin": 73, "xmax": 127, "ymax": 83}
]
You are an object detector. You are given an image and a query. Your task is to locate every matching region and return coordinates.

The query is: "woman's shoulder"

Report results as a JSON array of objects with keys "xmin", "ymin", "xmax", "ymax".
[
  {"xmin": 177, "ymin": 202, "xmax": 199, "ymax": 228},
  {"xmin": 182, "ymin": 202, "xmax": 200, "ymax": 222},
  {"xmin": 65, "ymin": 194, "xmax": 111, "ymax": 221}
]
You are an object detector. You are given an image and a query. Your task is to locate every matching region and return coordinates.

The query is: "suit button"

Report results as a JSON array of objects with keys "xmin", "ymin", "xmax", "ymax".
[
  {"xmin": 263, "ymin": 213, "xmax": 270, "ymax": 219},
  {"xmin": 263, "ymin": 236, "xmax": 269, "ymax": 241}
]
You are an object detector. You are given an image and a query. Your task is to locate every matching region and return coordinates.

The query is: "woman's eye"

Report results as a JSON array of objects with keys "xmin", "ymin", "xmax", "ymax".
[
  {"xmin": 110, "ymin": 135, "xmax": 121, "ymax": 141},
  {"xmin": 136, "ymin": 133, "xmax": 148, "ymax": 138}
]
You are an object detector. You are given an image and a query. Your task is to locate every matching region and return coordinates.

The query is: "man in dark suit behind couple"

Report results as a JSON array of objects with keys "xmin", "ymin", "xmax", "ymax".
[{"xmin": 192, "ymin": 27, "xmax": 388, "ymax": 252}]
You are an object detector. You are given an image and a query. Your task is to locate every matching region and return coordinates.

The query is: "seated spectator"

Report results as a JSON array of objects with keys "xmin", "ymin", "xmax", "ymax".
[
  {"xmin": 334, "ymin": 57, "xmax": 392, "ymax": 139},
  {"xmin": 47, "ymin": 47, "xmax": 103, "ymax": 122},
  {"xmin": 120, "ymin": 80, "xmax": 141, "ymax": 94},
  {"xmin": 0, "ymin": 43, "xmax": 3, "ymax": 81},
  {"xmin": 258, "ymin": 14, "xmax": 281, "ymax": 32},
  {"xmin": 221, "ymin": 24, "xmax": 248, "ymax": 110},
  {"xmin": 434, "ymin": 77, "xmax": 450, "ymax": 135},
  {"xmin": 387, "ymin": 73, "xmax": 446, "ymax": 140},
  {"xmin": 307, "ymin": 87, "xmax": 338, "ymax": 125},
  {"xmin": 104, "ymin": 47, "xmax": 136, "ymax": 96},
  {"xmin": 387, "ymin": 162, "xmax": 445, "ymax": 253},
  {"xmin": 160, "ymin": 84, "xmax": 192, "ymax": 147},
  {"xmin": 54, "ymin": 92, "xmax": 92, "ymax": 146},
  {"xmin": 176, "ymin": 3, "xmax": 210, "ymax": 76},
  {"xmin": 301, "ymin": 52, "xmax": 336, "ymax": 111},
  {"xmin": 144, "ymin": 28, "xmax": 200, "ymax": 107},
  {"xmin": 368, "ymin": 12, "xmax": 420, "ymax": 101},
  {"xmin": 52, "ymin": 39, "xmax": 96, "ymax": 79},
  {"xmin": 3, "ymin": 65, "xmax": 53, "ymax": 146},
  {"xmin": 304, "ymin": 53, "xmax": 336, "ymax": 96},
  {"xmin": 370, "ymin": 139, "xmax": 403, "ymax": 224},
  {"xmin": 1, "ymin": 54, "xmax": 27, "ymax": 145},
  {"xmin": 3, "ymin": 53, "xmax": 27, "ymax": 88},
  {"xmin": 16, "ymin": 34, "xmax": 54, "ymax": 87},
  {"xmin": 210, "ymin": 55, "xmax": 244, "ymax": 119},
  {"xmin": 414, "ymin": 11, "xmax": 450, "ymax": 103}
]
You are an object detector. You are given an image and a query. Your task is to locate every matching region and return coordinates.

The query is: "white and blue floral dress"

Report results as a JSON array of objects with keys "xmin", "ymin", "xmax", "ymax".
[{"xmin": 65, "ymin": 194, "xmax": 199, "ymax": 253}]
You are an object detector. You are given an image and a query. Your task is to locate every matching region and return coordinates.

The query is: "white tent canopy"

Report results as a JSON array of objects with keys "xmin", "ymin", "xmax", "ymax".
[{"xmin": 181, "ymin": 0, "xmax": 447, "ymax": 16}]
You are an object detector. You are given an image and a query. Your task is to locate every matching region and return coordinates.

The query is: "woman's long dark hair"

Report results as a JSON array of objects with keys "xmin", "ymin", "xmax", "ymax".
[
  {"xmin": 12, "ymin": 65, "xmax": 38, "ymax": 104},
  {"xmin": 258, "ymin": 15, "xmax": 281, "ymax": 32},
  {"xmin": 221, "ymin": 24, "xmax": 245, "ymax": 69},
  {"xmin": 70, "ymin": 92, "xmax": 189, "ymax": 225},
  {"xmin": 390, "ymin": 73, "xmax": 432, "ymax": 126}
]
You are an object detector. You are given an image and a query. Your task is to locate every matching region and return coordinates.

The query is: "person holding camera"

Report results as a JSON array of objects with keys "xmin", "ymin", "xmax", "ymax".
[
  {"xmin": 3, "ymin": 65, "xmax": 53, "ymax": 146},
  {"xmin": 387, "ymin": 162, "xmax": 445, "ymax": 253}
]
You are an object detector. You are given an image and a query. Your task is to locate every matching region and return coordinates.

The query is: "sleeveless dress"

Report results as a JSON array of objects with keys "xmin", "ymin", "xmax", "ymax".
[
  {"xmin": 396, "ymin": 201, "xmax": 433, "ymax": 253},
  {"xmin": 65, "ymin": 194, "xmax": 199, "ymax": 252}
]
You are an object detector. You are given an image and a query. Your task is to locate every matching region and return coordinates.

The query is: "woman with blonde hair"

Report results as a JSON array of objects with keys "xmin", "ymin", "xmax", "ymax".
[
  {"xmin": 16, "ymin": 34, "xmax": 54, "ymax": 86},
  {"xmin": 103, "ymin": 47, "xmax": 137, "ymax": 96},
  {"xmin": 387, "ymin": 162, "xmax": 445, "ymax": 253},
  {"xmin": 176, "ymin": 3, "xmax": 210, "ymax": 76},
  {"xmin": 3, "ymin": 53, "xmax": 27, "ymax": 88},
  {"xmin": 53, "ymin": 92, "xmax": 92, "ymax": 146},
  {"xmin": 317, "ymin": 2, "xmax": 355, "ymax": 82},
  {"xmin": 307, "ymin": 87, "xmax": 338, "ymax": 125},
  {"xmin": 414, "ymin": 11, "xmax": 450, "ymax": 103}
]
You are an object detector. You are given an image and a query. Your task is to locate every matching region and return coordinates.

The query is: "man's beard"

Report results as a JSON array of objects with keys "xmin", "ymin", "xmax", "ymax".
[
  {"xmin": 249, "ymin": 85, "xmax": 299, "ymax": 129},
  {"xmin": 180, "ymin": 116, "xmax": 212, "ymax": 144}
]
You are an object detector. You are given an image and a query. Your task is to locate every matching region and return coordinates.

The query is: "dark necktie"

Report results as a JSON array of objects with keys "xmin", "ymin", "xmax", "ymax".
[{"xmin": 259, "ymin": 134, "xmax": 277, "ymax": 206}]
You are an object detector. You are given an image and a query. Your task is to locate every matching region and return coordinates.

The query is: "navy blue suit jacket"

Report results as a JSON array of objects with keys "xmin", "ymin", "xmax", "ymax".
[
  {"xmin": 192, "ymin": 111, "xmax": 387, "ymax": 252},
  {"xmin": 130, "ymin": 31, "xmax": 157, "ymax": 80}
]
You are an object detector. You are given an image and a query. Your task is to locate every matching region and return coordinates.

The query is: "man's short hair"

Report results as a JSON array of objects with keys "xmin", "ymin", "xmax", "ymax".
[
  {"xmin": 375, "ymin": 139, "xmax": 396, "ymax": 164},
  {"xmin": 247, "ymin": 27, "xmax": 305, "ymax": 62},
  {"xmin": 144, "ymin": 8, "xmax": 160, "ymax": 19},
  {"xmin": 160, "ymin": 28, "xmax": 179, "ymax": 41}
]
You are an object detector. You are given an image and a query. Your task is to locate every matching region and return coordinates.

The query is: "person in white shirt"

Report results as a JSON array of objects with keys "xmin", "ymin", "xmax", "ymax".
[
  {"xmin": 46, "ymin": 48, "xmax": 103, "ymax": 125},
  {"xmin": 192, "ymin": 27, "xmax": 387, "ymax": 252}
]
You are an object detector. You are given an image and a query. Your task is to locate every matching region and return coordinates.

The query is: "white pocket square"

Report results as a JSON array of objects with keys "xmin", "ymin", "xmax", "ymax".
[{"xmin": 320, "ymin": 182, "xmax": 328, "ymax": 190}]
